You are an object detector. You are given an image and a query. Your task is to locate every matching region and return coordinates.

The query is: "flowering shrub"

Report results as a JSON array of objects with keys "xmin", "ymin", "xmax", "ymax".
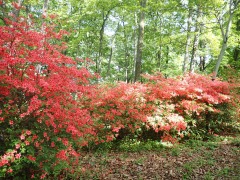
[
  {"xmin": 144, "ymin": 73, "xmax": 233, "ymax": 137},
  {"xmin": 85, "ymin": 73, "xmax": 234, "ymax": 144},
  {"xmin": 0, "ymin": 19, "xmax": 94, "ymax": 178},
  {"xmin": 86, "ymin": 82, "xmax": 155, "ymax": 143},
  {"xmin": 87, "ymin": 82, "xmax": 186, "ymax": 143}
]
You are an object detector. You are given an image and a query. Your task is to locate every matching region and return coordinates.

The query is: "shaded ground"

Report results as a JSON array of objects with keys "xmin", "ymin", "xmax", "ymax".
[{"xmin": 79, "ymin": 137, "xmax": 240, "ymax": 179}]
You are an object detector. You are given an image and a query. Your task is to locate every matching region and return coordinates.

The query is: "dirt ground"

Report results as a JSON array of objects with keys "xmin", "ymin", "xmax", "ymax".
[{"xmin": 79, "ymin": 140, "xmax": 240, "ymax": 180}]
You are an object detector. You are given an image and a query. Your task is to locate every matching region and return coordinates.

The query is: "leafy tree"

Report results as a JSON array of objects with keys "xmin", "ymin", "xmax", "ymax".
[{"xmin": 212, "ymin": 0, "xmax": 240, "ymax": 79}]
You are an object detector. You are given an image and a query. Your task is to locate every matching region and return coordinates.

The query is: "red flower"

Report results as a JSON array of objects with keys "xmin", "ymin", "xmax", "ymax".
[{"xmin": 27, "ymin": 155, "xmax": 36, "ymax": 162}]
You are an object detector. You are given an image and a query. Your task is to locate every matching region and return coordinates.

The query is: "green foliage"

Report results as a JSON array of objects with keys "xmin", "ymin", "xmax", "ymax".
[{"xmin": 117, "ymin": 139, "xmax": 165, "ymax": 152}]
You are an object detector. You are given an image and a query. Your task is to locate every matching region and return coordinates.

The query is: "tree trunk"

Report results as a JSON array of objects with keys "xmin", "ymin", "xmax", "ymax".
[
  {"xmin": 122, "ymin": 20, "xmax": 131, "ymax": 82},
  {"xmin": 182, "ymin": 7, "xmax": 192, "ymax": 73},
  {"xmin": 212, "ymin": 0, "xmax": 237, "ymax": 80},
  {"xmin": 96, "ymin": 10, "xmax": 111, "ymax": 75},
  {"xmin": 157, "ymin": 46, "xmax": 162, "ymax": 72},
  {"xmin": 132, "ymin": 12, "xmax": 138, "ymax": 83},
  {"xmin": 134, "ymin": 0, "xmax": 147, "ymax": 82},
  {"xmin": 107, "ymin": 23, "xmax": 119, "ymax": 78},
  {"xmin": 190, "ymin": 6, "xmax": 201, "ymax": 72},
  {"xmin": 107, "ymin": 45, "xmax": 113, "ymax": 78},
  {"xmin": 199, "ymin": 37, "xmax": 207, "ymax": 72},
  {"xmin": 199, "ymin": 56, "xmax": 206, "ymax": 71},
  {"xmin": 234, "ymin": 47, "xmax": 240, "ymax": 61},
  {"xmin": 165, "ymin": 46, "xmax": 169, "ymax": 78},
  {"xmin": 233, "ymin": 15, "xmax": 240, "ymax": 61}
]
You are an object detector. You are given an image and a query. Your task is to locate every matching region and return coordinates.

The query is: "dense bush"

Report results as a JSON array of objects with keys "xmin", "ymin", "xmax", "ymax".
[
  {"xmin": 144, "ymin": 73, "xmax": 233, "ymax": 139},
  {"xmin": 87, "ymin": 73, "xmax": 233, "ymax": 143},
  {"xmin": 0, "ymin": 19, "xmax": 94, "ymax": 178}
]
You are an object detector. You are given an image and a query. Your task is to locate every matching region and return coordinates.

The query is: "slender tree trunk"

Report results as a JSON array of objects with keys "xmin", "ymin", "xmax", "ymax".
[
  {"xmin": 183, "ymin": 7, "xmax": 192, "ymax": 73},
  {"xmin": 132, "ymin": 13, "xmax": 138, "ymax": 83},
  {"xmin": 190, "ymin": 6, "xmax": 201, "ymax": 72},
  {"xmin": 199, "ymin": 38, "xmax": 207, "ymax": 72},
  {"xmin": 165, "ymin": 46, "xmax": 169, "ymax": 78},
  {"xmin": 157, "ymin": 13, "xmax": 163, "ymax": 72},
  {"xmin": 213, "ymin": 39, "xmax": 229, "ymax": 78},
  {"xmin": 96, "ymin": 10, "xmax": 111, "ymax": 75},
  {"xmin": 134, "ymin": 0, "xmax": 147, "ymax": 82},
  {"xmin": 107, "ymin": 23, "xmax": 119, "ymax": 78},
  {"xmin": 199, "ymin": 56, "xmax": 206, "ymax": 71},
  {"xmin": 107, "ymin": 45, "xmax": 113, "ymax": 77},
  {"xmin": 212, "ymin": 0, "xmax": 238, "ymax": 80},
  {"xmin": 122, "ymin": 20, "xmax": 131, "ymax": 82},
  {"xmin": 233, "ymin": 15, "xmax": 240, "ymax": 61},
  {"xmin": 157, "ymin": 46, "xmax": 162, "ymax": 72}
]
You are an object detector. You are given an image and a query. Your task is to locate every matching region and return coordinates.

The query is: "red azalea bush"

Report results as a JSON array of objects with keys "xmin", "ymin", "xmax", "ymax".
[
  {"xmin": 88, "ymin": 73, "xmax": 233, "ymax": 144},
  {"xmin": 0, "ymin": 19, "xmax": 95, "ymax": 178},
  {"xmin": 144, "ymin": 73, "xmax": 232, "ymax": 138},
  {"xmin": 86, "ymin": 82, "xmax": 155, "ymax": 143},
  {"xmin": 87, "ymin": 82, "xmax": 187, "ymax": 144}
]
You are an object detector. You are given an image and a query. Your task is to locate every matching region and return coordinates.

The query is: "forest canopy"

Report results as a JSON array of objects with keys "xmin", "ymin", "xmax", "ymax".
[{"xmin": 1, "ymin": 0, "xmax": 239, "ymax": 81}]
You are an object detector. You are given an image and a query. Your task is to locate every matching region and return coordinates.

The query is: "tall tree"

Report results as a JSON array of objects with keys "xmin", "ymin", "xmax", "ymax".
[
  {"xmin": 96, "ymin": 9, "xmax": 111, "ymax": 75},
  {"xmin": 190, "ymin": 5, "xmax": 201, "ymax": 72},
  {"xmin": 212, "ymin": 0, "xmax": 240, "ymax": 80},
  {"xmin": 182, "ymin": 3, "xmax": 193, "ymax": 73},
  {"xmin": 233, "ymin": 12, "xmax": 240, "ymax": 61},
  {"xmin": 107, "ymin": 23, "xmax": 119, "ymax": 78},
  {"xmin": 134, "ymin": 0, "xmax": 147, "ymax": 82}
]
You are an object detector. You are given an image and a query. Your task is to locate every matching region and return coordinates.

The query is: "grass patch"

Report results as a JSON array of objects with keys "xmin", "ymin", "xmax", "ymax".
[
  {"xmin": 116, "ymin": 139, "xmax": 165, "ymax": 152},
  {"xmin": 182, "ymin": 157, "xmax": 216, "ymax": 178}
]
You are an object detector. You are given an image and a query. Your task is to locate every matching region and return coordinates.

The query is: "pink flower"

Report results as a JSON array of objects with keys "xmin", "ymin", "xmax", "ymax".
[
  {"xmin": 26, "ymin": 130, "xmax": 31, "ymax": 135},
  {"xmin": 62, "ymin": 138, "xmax": 68, "ymax": 146},
  {"xmin": 20, "ymin": 135, "xmax": 25, "ymax": 140},
  {"xmin": 15, "ymin": 144, "xmax": 20, "ymax": 149},
  {"xmin": 112, "ymin": 127, "xmax": 121, "ymax": 133},
  {"xmin": 43, "ymin": 132, "xmax": 47, "ymax": 137},
  {"xmin": 25, "ymin": 140, "xmax": 30, "ymax": 145},
  {"xmin": 9, "ymin": 120, "xmax": 14, "ymax": 125},
  {"xmin": 51, "ymin": 142, "xmax": 55, "ymax": 147},
  {"xmin": 7, "ymin": 168, "xmax": 13, "ymax": 173},
  {"xmin": 15, "ymin": 153, "xmax": 21, "ymax": 159},
  {"xmin": 34, "ymin": 141, "xmax": 39, "ymax": 148},
  {"xmin": 40, "ymin": 173, "xmax": 47, "ymax": 179}
]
